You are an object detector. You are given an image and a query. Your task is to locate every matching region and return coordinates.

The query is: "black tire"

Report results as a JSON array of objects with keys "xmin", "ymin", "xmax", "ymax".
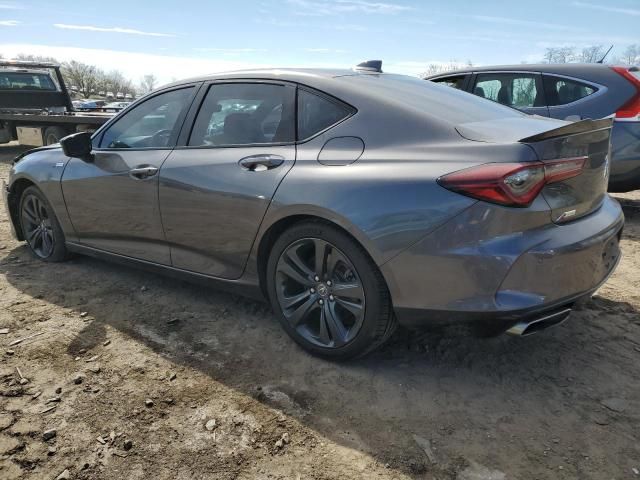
[
  {"xmin": 19, "ymin": 186, "xmax": 69, "ymax": 262},
  {"xmin": 266, "ymin": 220, "xmax": 396, "ymax": 360},
  {"xmin": 43, "ymin": 126, "xmax": 68, "ymax": 146}
]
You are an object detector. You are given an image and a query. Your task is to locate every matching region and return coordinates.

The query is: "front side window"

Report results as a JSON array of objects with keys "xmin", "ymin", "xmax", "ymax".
[
  {"xmin": 432, "ymin": 75, "xmax": 467, "ymax": 90},
  {"xmin": 99, "ymin": 87, "xmax": 193, "ymax": 149},
  {"xmin": 189, "ymin": 83, "xmax": 294, "ymax": 146},
  {"xmin": 297, "ymin": 89, "xmax": 353, "ymax": 140},
  {"xmin": 543, "ymin": 75, "xmax": 596, "ymax": 106},
  {"xmin": 474, "ymin": 73, "xmax": 542, "ymax": 108}
]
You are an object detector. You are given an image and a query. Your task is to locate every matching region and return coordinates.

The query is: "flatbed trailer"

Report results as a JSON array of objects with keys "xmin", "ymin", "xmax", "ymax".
[{"xmin": 0, "ymin": 60, "xmax": 114, "ymax": 146}]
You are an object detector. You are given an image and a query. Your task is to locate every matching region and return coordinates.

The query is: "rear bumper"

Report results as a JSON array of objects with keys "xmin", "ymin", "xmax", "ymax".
[
  {"xmin": 382, "ymin": 195, "xmax": 624, "ymax": 327},
  {"xmin": 609, "ymin": 121, "xmax": 640, "ymax": 192}
]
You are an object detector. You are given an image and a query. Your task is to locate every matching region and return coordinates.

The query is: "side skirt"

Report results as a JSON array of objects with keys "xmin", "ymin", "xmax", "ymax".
[{"xmin": 65, "ymin": 242, "xmax": 266, "ymax": 301}]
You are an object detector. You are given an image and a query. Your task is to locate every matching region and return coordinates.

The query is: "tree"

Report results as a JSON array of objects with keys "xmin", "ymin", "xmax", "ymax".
[
  {"xmin": 420, "ymin": 61, "xmax": 472, "ymax": 79},
  {"xmin": 140, "ymin": 74, "xmax": 157, "ymax": 94},
  {"xmin": 61, "ymin": 60, "xmax": 101, "ymax": 98},
  {"xmin": 14, "ymin": 53, "xmax": 59, "ymax": 64},
  {"xmin": 577, "ymin": 45, "xmax": 605, "ymax": 63},
  {"xmin": 621, "ymin": 45, "xmax": 639, "ymax": 65},
  {"xmin": 543, "ymin": 47, "xmax": 575, "ymax": 64}
]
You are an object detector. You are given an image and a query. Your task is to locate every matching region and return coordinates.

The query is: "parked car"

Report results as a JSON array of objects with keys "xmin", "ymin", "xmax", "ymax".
[
  {"xmin": 102, "ymin": 101, "xmax": 131, "ymax": 113},
  {"xmin": 427, "ymin": 64, "xmax": 640, "ymax": 192},
  {"xmin": 76, "ymin": 99, "xmax": 107, "ymax": 111},
  {"xmin": 3, "ymin": 62, "xmax": 623, "ymax": 359}
]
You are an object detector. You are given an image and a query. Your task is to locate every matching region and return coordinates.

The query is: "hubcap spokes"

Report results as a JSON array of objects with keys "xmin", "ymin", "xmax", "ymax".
[
  {"xmin": 22, "ymin": 195, "xmax": 54, "ymax": 258},
  {"xmin": 275, "ymin": 238, "xmax": 365, "ymax": 348}
]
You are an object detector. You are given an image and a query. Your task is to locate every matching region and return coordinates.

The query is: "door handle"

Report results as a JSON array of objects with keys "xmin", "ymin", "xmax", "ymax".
[
  {"xmin": 129, "ymin": 165, "xmax": 159, "ymax": 179},
  {"xmin": 239, "ymin": 154, "xmax": 285, "ymax": 172}
]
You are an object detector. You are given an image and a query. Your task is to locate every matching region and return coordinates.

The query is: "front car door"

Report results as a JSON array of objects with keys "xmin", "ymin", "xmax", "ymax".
[
  {"xmin": 61, "ymin": 85, "xmax": 198, "ymax": 264},
  {"xmin": 159, "ymin": 81, "xmax": 296, "ymax": 278},
  {"xmin": 473, "ymin": 72, "xmax": 549, "ymax": 117}
]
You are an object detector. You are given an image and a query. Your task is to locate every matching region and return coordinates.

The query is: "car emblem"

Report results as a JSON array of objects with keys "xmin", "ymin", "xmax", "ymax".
[{"xmin": 317, "ymin": 284, "xmax": 328, "ymax": 297}]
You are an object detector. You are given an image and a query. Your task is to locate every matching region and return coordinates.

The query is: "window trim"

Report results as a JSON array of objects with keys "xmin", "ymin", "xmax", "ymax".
[
  {"xmin": 541, "ymin": 73, "xmax": 606, "ymax": 109},
  {"xmin": 472, "ymin": 71, "xmax": 547, "ymax": 110},
  {"xmin": 91, "ymin": 83, "xmax": 201, "ymax": 152},
  {"xmin": 173, "ymin": 79, "xmax": 357, "ymax": 150},
  {"xmin": 180, "ymin": 80, "xmax": 296, "ymax": 150},
  {"xmin": 428, "ymin": 74, "xmax": 471, "ymax": 91},
  {"xmin": 295, "ymin": 85, "xmax": 356, "ymax": 144}
]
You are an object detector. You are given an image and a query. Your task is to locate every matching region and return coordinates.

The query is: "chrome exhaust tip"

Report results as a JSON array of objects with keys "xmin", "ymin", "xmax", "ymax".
[{"xmin": 506, "ymin": 308, "xmax": 572, "ymax": 336}]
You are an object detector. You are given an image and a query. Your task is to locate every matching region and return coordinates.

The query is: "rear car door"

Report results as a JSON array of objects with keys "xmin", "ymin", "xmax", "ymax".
[
  {"xmin": 61, "ymin": 85, "xmax": 198, "ymax": 264},
  {"xmin": 473, "ymin": 72, "xmax": 549, "ymax": 117},
  {"xmin": 158, "ymin": 81, "xmax": 296, "ymax": 279}
]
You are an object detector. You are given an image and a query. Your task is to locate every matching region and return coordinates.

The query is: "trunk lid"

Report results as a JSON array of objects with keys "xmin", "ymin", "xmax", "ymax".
[{"xmin": 457, "ymin": 117, "xmax": 613, "ymax": 223}]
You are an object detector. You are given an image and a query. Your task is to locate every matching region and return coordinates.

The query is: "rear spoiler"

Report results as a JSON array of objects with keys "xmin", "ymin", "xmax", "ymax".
[{"xmin": 519, "ymin": 118, "xmax": 613, "ymax": 143}]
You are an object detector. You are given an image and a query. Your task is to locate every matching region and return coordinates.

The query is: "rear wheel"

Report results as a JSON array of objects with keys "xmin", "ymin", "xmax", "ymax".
[
  {"xmin": 43, "ymin": 126, "xmax": 68, "ymax": 146},
  {"xmin": 266, "ymin": 221, "xmax": 395, "ymax": 360},
  {"xmin": 19, "ymin": 186, "xmax": 69, "ymax": 262}
]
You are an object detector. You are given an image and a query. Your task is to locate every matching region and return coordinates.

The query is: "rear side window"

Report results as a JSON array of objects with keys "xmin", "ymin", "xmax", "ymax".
[
  {"xmin": 189, "ymin": 83, "xmax": 295, "ymax": 146},
  {"xmin": 543, "ymin": 75, "xmax": 596, "ymax": 106},
  {"xmin": 432, "ymin": 75, "xmax": 467, "ymax": 90},
  {"xmin": 0, "ymin": 72, "xmax": 57, "ymax": 91},
  {"xmin": 474, "ymin": 73, "xmax": 543, "ymax": 108},
  {"xmin": 297, "ymin": 89, "xmax": 353, "ymax": 141}
]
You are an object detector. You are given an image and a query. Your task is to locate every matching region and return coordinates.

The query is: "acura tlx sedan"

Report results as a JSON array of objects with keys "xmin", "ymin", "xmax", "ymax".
[{"xmin": 2, "ymin": 61, "xmax": 624, "ymax": 360}]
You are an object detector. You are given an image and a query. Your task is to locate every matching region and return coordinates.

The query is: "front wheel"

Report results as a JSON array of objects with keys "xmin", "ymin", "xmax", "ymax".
[
  {"xmin": 19, "ymin": 186, "xmax": 69, "ymax": 262},
  {"xmin": 266, "ymin": 221, "xmax": 396, "ymax": 360}
]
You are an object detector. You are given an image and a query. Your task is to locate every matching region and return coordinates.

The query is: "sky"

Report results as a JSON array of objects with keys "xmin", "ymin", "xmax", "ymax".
[{"xmin": 0, "ymin": 0, "xmax": 639, "ymax": 84}]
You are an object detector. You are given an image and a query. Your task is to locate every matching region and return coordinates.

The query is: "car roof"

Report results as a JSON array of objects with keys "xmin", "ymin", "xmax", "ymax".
[
  {"xmin": 0, "ymin": 68, "xmax": 51, "ymax": 75},
  {"xmin": 162, "ymin": 68, "xmax": 368, "ymax": 89},
  {"xmin": 425, "ymin": 63, "xmax": 622, "ymax": 78}
]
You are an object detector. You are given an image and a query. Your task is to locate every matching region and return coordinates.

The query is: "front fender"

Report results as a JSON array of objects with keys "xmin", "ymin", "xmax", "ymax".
[{"xmin": 7, "ymin": 148, "xmax": 77, "ymax": 242}]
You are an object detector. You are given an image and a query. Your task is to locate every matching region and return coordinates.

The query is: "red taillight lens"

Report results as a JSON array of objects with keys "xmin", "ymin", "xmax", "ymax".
[
  {"xmin": 611, "ymin": 66, "xmax": 640, "ymax": 120},
  {"xmin": 438, "ymin": 157, "xmax": 587, "ymax": 207}
]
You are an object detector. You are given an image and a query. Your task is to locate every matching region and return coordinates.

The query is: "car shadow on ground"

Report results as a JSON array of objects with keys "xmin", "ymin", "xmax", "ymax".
[{"xmin": 2, "ymin": 240, "xmax": 640, "ymax": 478}]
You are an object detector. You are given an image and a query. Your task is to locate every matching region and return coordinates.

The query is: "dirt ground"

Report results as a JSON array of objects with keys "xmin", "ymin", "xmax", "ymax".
[{"xmin": 0, "ymin": 141, "xmax": 639, "ymax": 480}]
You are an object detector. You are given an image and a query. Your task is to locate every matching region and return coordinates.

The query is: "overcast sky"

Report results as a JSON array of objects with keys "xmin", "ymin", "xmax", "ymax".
[{"xmin": 1, "ymin": 0, "xmax": 638, "ymax": 83}]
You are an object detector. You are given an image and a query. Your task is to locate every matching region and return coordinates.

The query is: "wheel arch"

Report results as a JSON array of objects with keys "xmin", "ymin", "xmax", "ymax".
[
  {"xmin": 7, "ymin": 177, "xmax": 37, "ymax": 240},
  {"xmin": 255, "ymin": 211, "xmax": 384, "ymax": 299}
]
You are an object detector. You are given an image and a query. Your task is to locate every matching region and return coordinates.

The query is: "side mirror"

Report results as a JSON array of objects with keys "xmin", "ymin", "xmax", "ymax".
[{"xmin": 61, "ymin": 131, "xmax": 93, "ymax": 160}]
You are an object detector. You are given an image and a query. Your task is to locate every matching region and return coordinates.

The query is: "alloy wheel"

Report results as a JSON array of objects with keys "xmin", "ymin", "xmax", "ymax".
[
  {"xmin": 275, "ymin": 238, "xmax": 366, "ymax": 348},
  {"xmin": 21, "ymin": 194, "xmax": 55, "ymax": 258}
]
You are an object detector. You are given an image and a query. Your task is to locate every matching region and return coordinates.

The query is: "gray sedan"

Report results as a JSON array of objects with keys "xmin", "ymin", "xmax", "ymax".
[
  {"xmin": 3, "ymin": 63, "xmax": 623, "ymax": 359},
  {"xmin": 427, "ymin": 63, "xmax": 640, "ymax": 192}
]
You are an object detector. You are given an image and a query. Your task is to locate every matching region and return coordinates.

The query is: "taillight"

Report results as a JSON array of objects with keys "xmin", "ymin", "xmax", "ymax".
[
  {"xmin": 438, "ymin": 157, "xmax": 587, "ymax": 207},
  {"xmin": 611, "ymin": 66, "xmax": 640, "ymax": 121}
]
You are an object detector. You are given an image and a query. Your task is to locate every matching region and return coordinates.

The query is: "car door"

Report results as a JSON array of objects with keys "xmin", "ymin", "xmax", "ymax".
[
  {"xmin": 61, "ymin": 85, "xmax": 198, "ymax": 264},
  {"xmin": 473, "ymin": 72, "xmax": 549, "ymax": 117},
  {"xmin": 159, "ymin": 81, "xmax": 296, "ymax": 279}
]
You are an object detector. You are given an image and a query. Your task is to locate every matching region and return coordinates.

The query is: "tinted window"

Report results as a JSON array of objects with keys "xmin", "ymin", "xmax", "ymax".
[
  {"xmin": 474, "ymin": 73, "xmax": 542, "ymax": 108},
  {"xmin": 100, "ymin": 87, "xmax": 193, "ymax": 149},
  {"xmin": 0, "ymin": 72, "xmax": 56, "ymax": 91},
  {"xmin": 432, "ymin": 75, "xmax": 467, "ymax": 90},
  {"xmin": 543, "ymin": 75, "xmax": 596, "ymax": 106},
  {"xmin": 189, "ymin": 83, "xmax": 294, "ymax": 146},
  {"xmin": 297, "ymin": 89, "xmax": 352, "ymax": 140}
]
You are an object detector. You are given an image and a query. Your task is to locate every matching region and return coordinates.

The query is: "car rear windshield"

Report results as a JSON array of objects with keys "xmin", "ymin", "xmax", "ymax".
[
  {"xmin": 0, "ymin": 72, "xmax": 57, "ymax": 91},
  {"xmin": 343, "ymin": 74, "xmax": 524, "ymax": 124}
]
